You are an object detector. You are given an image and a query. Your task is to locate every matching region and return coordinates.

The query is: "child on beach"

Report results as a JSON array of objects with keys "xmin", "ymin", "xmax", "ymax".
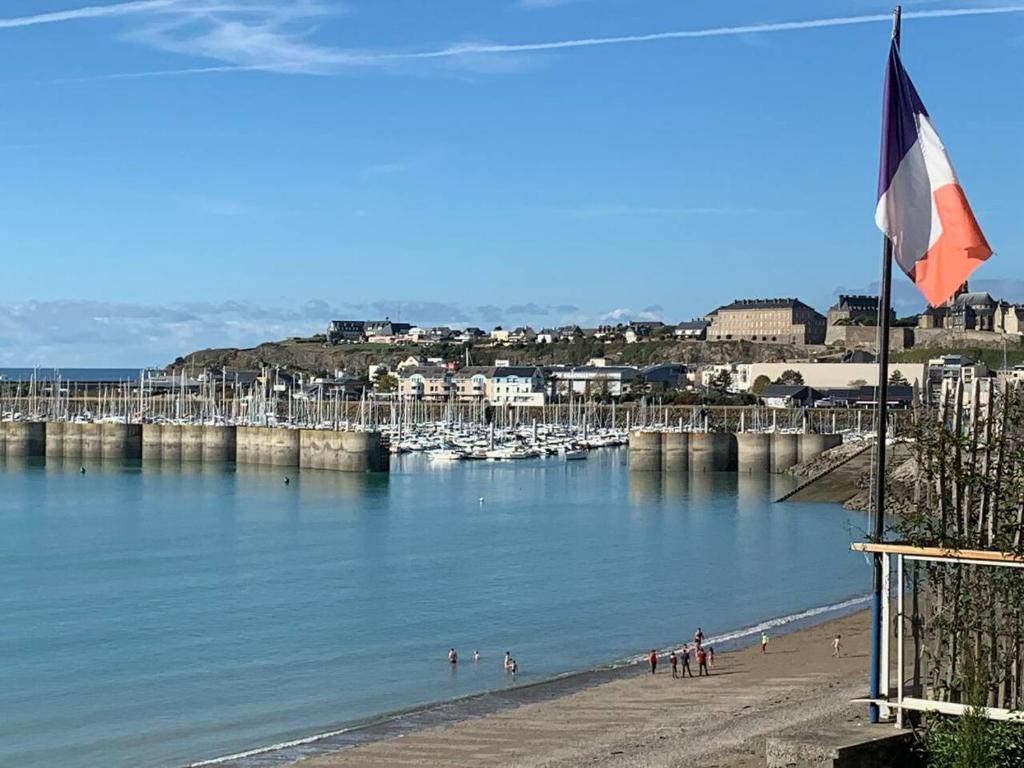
[
  {"xmin": 697, "ymin": 647, "xmax": 709, "ymax": 676},
  {"xmin": 832, "ymin": 635, "xmax": 842, "ymax": 657},
  {"xmin": 510, "ymin": 659, "xmax": 518, "ymax": 677},
  {"xmin": 680, "ymin": 645, "xmax": 693, "ymax": 678},
  {"xmin": 761, "ymin": 633, "xmax": 769, "ymax": 653},
  {"xmin": 708, "ymin": 646, "xmax": 715, "ymax": 669},
  {"xmin": 648, "ymin": 650, "xmax": 658, "ymax": 674},
  {"xmin": 669, "ymin": 651, "xmax": 678, "ymax": 678}
]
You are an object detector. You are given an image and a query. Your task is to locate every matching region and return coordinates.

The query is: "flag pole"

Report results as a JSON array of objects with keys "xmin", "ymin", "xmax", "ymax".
[{"xmin": 869, "ymin": 3, "xmax": 901, "ymax": 727}]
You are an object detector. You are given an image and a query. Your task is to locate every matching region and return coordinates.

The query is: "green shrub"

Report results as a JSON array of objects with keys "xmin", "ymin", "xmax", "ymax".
[{"xmin": 921, "ymin": 715, "xmax": 1024, "ymax": 768}]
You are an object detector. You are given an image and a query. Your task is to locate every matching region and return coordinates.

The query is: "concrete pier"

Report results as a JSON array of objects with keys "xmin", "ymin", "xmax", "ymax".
[
  {"xmin": 299, "ymin": 430, "xmax": 390, "ymax": 472},
  {"xmin": 627, "ymin": 430, "xmax": 842, "ymax": 475},
  {"xmin": 661, "ymin": 431, "xmax": 689, "ymax": 473},
  {"xmin": 101, "ymin": 423, "xmax": 142, "ymax": 460},
  {"xmin": 689, "ymin": 432, "xmax": 735, "ymax": 473},
  {"xmin": 736, "ymin": 432, "xmax": 772, "ymax": 473},
  {"xmin": 5, "ymin": 421, "xmax": 388, "ymax": 473},
  {"xmin": 628, "ymin": 431, "xmax": 663, "ymax": 472},
  {"xmin": 770, "ymin": 433, "xmax": 800, "ymax": 473},
  {"xmin": 142, "ymin": 423, "xmax": 163, "ymax": 460},
  {"xmin": 3, "ymin": 422, "xmax": 45, "ymax": 457},
  {"xmin": 45, "ymin": 421, "xmax": 65, "ymax": 457},
  {"xmin": 160, "ymin": 424, "xmax": 183, "ymax": 462},
  {"xmin": 798, "ymin": 433, "xmax": 843, "ymax": 464},
  {"xmin": 202, "ymin": 426, "xmax": 236, "ymax": 463}
]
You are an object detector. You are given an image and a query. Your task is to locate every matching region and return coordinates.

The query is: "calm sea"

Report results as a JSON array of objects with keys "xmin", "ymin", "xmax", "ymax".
[{"xmin": 0, "ymin": 451, "xmax": 869, "ymax": 768}]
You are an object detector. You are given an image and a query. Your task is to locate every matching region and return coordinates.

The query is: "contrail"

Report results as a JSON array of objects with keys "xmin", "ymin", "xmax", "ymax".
[
  {"xmin": 48, "ymin": 4, "xmax": 1024, "ymax": 81},
  {"xmin": 0, "ymin": 0, "xmax": 180, "ymax": 29},
  {"xmin": 381, "ymin": 5, "xmax": 1024, "ymax": 60}
]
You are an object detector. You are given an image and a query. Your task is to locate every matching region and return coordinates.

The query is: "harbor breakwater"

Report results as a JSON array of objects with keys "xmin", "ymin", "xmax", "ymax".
[
  {"xmin": 0, "ymin": 422, "xmax": 389, "ymax": 472},
  {"xmin": 628, "ymin": 431, "xmax": 843, "ymax": 474}
]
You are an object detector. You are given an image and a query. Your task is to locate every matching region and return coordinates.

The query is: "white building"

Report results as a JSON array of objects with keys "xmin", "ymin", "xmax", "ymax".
[{"xmin": 490, "ymin": 366, "xmax": 546, "ymax": 406}]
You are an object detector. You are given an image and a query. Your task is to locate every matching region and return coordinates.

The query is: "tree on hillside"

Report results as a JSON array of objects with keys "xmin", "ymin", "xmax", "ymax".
[
  {"xmin": 889, "ymin": 370, "xmax": 909, "ymax": 386},
  {"xmin": 373, "ymin": 371, "xmax": 398, "ymax": 393},
  {"xmin": 774, "ymin": 369, "xmax": 804, "ymax": 386},
  {"xmin": 848, "ymin": 378, "xmax": 868, "ymax": 388},
  {"xmin": 751, "ymin": 375, "xmax": 772, "ymax": 395},
  {"xmin": 708, "ymin": 369, "xmax": 733, "ymax": 394}
]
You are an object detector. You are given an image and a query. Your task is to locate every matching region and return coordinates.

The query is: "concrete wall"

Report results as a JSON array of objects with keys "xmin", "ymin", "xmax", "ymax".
[
  {"xmin": 236, "ymin": 427, "xmax": 300, "ymax": 467},
  {"xmin": 798, "ymin": 433, "xmax": 843, "ymax": 463},
  {"xmin": 661, "ymin": 431, "xmax": 689, "ymax": 472},
  {"xmin": 736, "ymin": 432, "xmax": 771, "ymax": 473},
  {"xmin": 628, "ymin": 431, "xmax": 663, "ymax": 472},
  {"xmin": 689, "ymin": 432, "xmax": 735, "ymax": 472},
  {"xmin": 770, "ymin": 433, "xmax": 800, "ymax": 473},
  {"xmin": 299, "ymin": 430, "xmax": 390, "ymax": 472},
  {"xmin": 2, "ymin": 422, "xmax": 46, "ymax": 457}
]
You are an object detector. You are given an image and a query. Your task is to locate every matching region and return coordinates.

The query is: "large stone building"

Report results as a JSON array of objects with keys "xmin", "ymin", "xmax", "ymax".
[
  {"xmin": 826, "ymin": 295, "xmax": 887, "ymax": 326},
  {"xmin": 706, "ymin": 298, "xmax": 826, "ymax": 345}
]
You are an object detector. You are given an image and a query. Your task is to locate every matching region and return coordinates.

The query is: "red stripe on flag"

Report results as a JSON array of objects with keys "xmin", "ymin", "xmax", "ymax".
[{"xmin": 912, "ymin": 183, "xmax": 992, "ymax": 308}]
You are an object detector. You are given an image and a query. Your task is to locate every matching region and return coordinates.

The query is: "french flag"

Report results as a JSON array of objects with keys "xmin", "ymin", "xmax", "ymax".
[{"xmin": 875, "ymin": 42, "xmax": 991, "ymax": 308}]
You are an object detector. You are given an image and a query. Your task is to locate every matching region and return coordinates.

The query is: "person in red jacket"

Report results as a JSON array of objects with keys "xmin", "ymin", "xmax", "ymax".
[
  {"xmin": 648, "ymin": 649, "xmax": 658, "ymax": 674},
  {"xmin": 697, "ymin": 647, "xmax": 709, "ymax": 676}
]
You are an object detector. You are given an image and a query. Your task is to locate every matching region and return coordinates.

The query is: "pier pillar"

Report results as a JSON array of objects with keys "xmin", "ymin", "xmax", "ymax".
[
  {"xmin": 689, "ymin": 432, "xmax": 735, "ymax": 472},
  {"xmin": 142, "ymin": 424, "xmax": 163, "ymax": 460},
  {"xmin": 661, "ymin": 431, "xmax": 689, "ymax": 473},
  {"xmin": 45, "ymin": 421, "xmax": 65, "ymax": 458},
  {"xmin": 628, "ymin": 431, "xmax": 663, "ymax": 472},
  {"xmin": 101, "ymin": 423, "xmax": 141, "ymax": 460},
  {"xmin": 160, "ymin": 424, "xmax": 183, "ymax": 462},
  {"xmin": 235, "ymin": 427, "xmax": 258, "ymax": 465},
  {"xmin": 268, "ymin": 428, "xmax": 300, "ymax": 467},
  {"xmin": 180, "ymin": 425, "xmax": 205, "ymax": 462},
  {"xmin": 63, "ymin": 422, "xmax": 84, "ymax": 458},
  {"xmin": 4, "ymin": 422, "xmax": 46, "ymax": 457},
  {"xmin": 736, "ymin": 432, "xmax": 772, "ymax": 473},
  {"xmin": 798, "ymin": 433, "xmax": 843, "ymax": 464},
  {"xmin": 81, "ymin": 423, "xmax": 104, "ymax": 459},
  {"xmin": 202, "ymin": 426, "xmax": 236, "ymax": 463},
  {"xmin": 770, "ymin": 433, "xmax": 799, "ymax": 473}
]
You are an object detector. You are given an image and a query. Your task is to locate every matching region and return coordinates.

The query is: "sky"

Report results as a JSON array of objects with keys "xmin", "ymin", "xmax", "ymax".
[{"xmin": 0, "ymin": 0, "xmax": 1021, "ymax": 367}]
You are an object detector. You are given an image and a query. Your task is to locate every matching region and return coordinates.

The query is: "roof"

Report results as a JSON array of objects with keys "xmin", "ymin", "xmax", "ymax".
[
  {"xmin": 493, "ymin": 366, "xmax": 540, "ymax": 378},
  {"xmin": 399, "ymin": 366, "xmax": 449, "ymax": 377},
  {"xmin": 675, "ymin": 319, "xmax": 709, "ymax": 330},
  {"xmin": 952, "ymin": 292, "xmax": 996, "ymax": 308},
  {"xmin": 452, "ymin": 366, "xmax": 495, "ymax": 379},
  {"xmin": 716, "ymin": 298, "xmax": 819, "ymax": 313},
  {"xmin": 760, "ymin": 384, "xmax": 815, "ymax": 399},
  {"xmin": 832, "ymin": 294, "xmax": 880, "ymax": 310}
]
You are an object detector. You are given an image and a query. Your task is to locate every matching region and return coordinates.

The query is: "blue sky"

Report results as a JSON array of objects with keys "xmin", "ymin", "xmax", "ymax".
[{"xmin": 0, "ymin": 0, "xmax": 1021, "ymax": 366}]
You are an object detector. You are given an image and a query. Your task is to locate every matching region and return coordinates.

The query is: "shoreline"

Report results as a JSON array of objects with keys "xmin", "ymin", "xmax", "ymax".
[{"xmin": 192, "ymin": 593, "xmax": 870, "ymax": 768}]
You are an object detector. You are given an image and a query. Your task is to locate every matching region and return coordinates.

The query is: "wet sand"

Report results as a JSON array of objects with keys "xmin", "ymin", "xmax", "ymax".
[{"xmin": 291, "ymin": 610, "xmax": 873, "ymax": 768}]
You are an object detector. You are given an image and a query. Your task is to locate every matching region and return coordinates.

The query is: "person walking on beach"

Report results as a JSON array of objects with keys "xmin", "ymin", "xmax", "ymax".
[
  {"xmin": 761, "ymin": 633, "xmax": 769, "ymax": 654},
  {"xmin": 669, "ymin": 651, "xmax": 679, "ymax": 678},
  {"xmin": 648, "ymin": 649, "xmax": 658, "ymax": 674},
  {"xmin": 694, "ymin": 627, "xmax": 704, "ymax": 646},
  {"xmin": 680, "ymin": 644, "xmax": 693, "ymax": 678},
  {"xmin": 449, "ymin": 648, "xmax": 458, "ymax": 664},
  {"xmin": 832, "ymin": 635, "xmax": 842, "ymax": 658},
  {"xmin": 708, "ymin": 646, "xmax": 715, "ymax": 669},
  {"xmin": 697, "ymin": 647, "xmax": 709, "ymax": 676}
]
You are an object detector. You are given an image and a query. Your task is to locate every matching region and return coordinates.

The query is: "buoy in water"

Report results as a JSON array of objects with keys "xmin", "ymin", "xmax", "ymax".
[{"xmin": 284, "ymin": 477, "xmax": 291, "ymax": 485}]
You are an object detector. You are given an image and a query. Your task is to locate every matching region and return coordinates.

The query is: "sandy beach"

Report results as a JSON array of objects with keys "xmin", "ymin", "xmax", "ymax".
[{"xmin": 291, "ymin": 609, "xmax": 874, "ymax": 768}]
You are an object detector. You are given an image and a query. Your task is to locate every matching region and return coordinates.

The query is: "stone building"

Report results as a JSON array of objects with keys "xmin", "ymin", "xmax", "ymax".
[
  {"xmin": 826, "ymin": 295, "xmax": 889, "ymax": 326},
  {"xmin": 705, "ymin": 298, "xmax": 826, "ymax": 345}
]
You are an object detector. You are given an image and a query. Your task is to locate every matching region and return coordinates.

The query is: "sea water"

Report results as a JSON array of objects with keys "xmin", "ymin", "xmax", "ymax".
[{"xmin": 0, "ymin": 450, "xmax": 869, "ymax": 768}]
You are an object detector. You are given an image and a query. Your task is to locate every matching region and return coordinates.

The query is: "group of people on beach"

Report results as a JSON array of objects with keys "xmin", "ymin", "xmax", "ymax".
[
  {"xmin": 448, "ymin": 648, "xmax": 517, "ymax": 676},
  {"xmin": 648, "ymin": 627, "xmax": 715, "ymax": 678}
]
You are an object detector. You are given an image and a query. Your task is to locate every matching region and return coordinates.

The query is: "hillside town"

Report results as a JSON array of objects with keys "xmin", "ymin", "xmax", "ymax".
[{"xmin": 172, "ymin": 283, "xmax": 1024, "ymax": 411}]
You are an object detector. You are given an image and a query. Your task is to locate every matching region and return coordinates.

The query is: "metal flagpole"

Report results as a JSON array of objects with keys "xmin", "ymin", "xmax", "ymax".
[{"xmin": 869, "ymin": 4, "xmax": 901, "ymax": 726}]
